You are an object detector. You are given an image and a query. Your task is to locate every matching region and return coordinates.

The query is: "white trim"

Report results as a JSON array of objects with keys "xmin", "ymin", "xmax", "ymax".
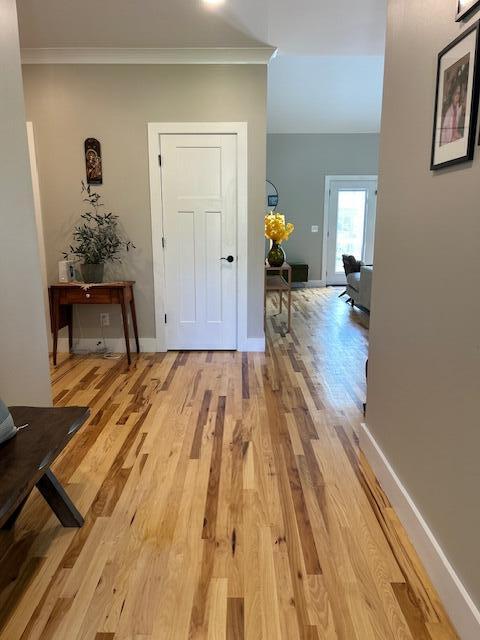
[
  {"xmin": 360, "ymin": 423, "xmax": 480, "ymax": 640},
  {"xmin": 56, "ymin": 337, "xmax": 158, "ymax": 353},
  {"xmin": 239, "ymin": 337, "xmax": 266, "ymax": 352},
  {"xmin": 57, "ymin": 336, "xmax": 264, "ymax": 355},
  {"xmin": 26, "ymin": 122, "xmax": 52, "ymax": 352},
  {"xmin": 322, "ymin": 175, "xmax": 378, "ymax": 284},
  {"xmin": 21, "ymin": 47, "xmax": 276, "ymax": 66},
  {"xmin": 148, "ymin": 122, "xmax": 250, "ymax": 353},
  {"xmin": 322, "ymin": 176, "xmax": 329, "ymax": 284}
]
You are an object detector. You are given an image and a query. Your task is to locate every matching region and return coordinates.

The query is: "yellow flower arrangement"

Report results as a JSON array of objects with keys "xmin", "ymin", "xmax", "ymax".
[{"xmin": 264, "ymin": 213, "xmax": 294, "ymax": 245}]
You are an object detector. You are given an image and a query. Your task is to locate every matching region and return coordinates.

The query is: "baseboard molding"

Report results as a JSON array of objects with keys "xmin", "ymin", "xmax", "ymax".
[
  {"xmin": 292, "ymin": 280, "xmax": 326, "ymax": 289},
  {"xmin": 57, "ymin": 337, "xmax": 158, "ymax": 354},
  {"xmin": 238, "ymin": 337, "xmax": 266, "ymax": 352},
  {"xmin": 360, "ymin": 423, "xmax": 480, "ymax": 640},
  {"xmin": 57, "ymin": 336, "xmax": 265, "ymax": 354}
]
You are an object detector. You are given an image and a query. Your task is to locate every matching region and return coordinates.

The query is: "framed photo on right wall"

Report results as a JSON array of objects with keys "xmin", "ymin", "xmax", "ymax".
[
  {"xmin": 431, "ymin": 21, "xmax": 480, "ymax": 170},
  {"xmin": 456, "ymin": 0, "xmax": 480, "ymax": 22}
]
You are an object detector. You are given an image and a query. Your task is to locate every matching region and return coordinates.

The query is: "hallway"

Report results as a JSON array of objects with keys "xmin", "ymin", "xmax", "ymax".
[{"xmin": 0, "ymin": 289, "xmax": 457, "ymax": 639}]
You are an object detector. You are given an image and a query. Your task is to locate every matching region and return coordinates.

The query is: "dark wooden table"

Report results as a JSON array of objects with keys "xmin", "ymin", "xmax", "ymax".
[
  {"xmin": 0, "ymin": 406, "xmax": 90, "ymax": 529},
  {"xmin": 49, "ymin": 281, "xmax": 140, "ymax": 365}
]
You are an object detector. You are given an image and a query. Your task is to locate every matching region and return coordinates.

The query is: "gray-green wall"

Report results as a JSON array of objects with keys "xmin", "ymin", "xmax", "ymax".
[
  {"xmin": 367, "ymin": 0, "xmax": 480, "ymax": 625},
  {"xmin": 22, "ymin": 64, "xmax": 267, "ymax": 344},
  {"xmin": 267, "ymin": 133, "xmax": 379, "ymax": 281}
]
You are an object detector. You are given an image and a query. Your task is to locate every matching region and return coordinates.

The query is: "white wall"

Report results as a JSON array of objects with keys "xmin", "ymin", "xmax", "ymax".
[
  {"xmin": 0, "ymin": 0, "xmax": 52, "ymax": 406},
  {"xmin": 268, "ymin": 56, "xmax": 385, "ymax": 134},
  {"xmin": 367, "ymin": 0, "xmax": 480, "ymax": 618}
]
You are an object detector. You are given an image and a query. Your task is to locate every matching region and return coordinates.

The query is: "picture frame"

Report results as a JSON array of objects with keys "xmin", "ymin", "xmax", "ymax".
[
  {"xmin": 456, "ymin": 0, "xmax": 480, "ymax": 22},
  {"xmin": 266, "ymin": 179, "xmax": 279, "ymax": 210},
  {"xmin": 268, "ymin": 194, "xmax": 279, "ymax": 208},
  {"xmin": 84, "ymin": 138, "xmax": 103, "ymax": 185},
  {"xmin": 431, "ymin": 21, "xmax": 480, "ymax": 170}
]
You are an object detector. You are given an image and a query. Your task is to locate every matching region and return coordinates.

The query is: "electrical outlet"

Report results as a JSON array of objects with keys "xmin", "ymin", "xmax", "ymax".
[
  {"xmin": 311, "ymin": 225, "xmax": 319, "ymax": 233},
  {"xmin": 100, "ymin": 312, "xmax": 110, "ymax": 327}
]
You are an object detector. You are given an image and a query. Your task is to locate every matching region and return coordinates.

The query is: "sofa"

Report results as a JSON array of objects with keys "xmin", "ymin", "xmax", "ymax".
[{"xmin": 346, "ymin": 265, "xmax": 373, "ymax": 312}]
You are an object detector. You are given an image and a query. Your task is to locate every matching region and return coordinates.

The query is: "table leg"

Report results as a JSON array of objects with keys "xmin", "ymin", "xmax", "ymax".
[
  {"xmin": 279, "ymin": 290, "xmax": 283, "ymax": 313},
  {"xmin": 264, "ymin": 272, "xmax": 267, "ymax": 329},
  {"xmin": 52, "ymin": 291, "xmax": 59, "ymax": 366},
  {"xmin": 36, "ymin": 469, "xmax": 84, "ymax": 527},
  {"xmin": 120, "ymin": 290, "xmax": 132, "ymax": 365},
  {"xmin": 287, "ymin": 269, "xmax": 292, "ymax": 333},
  {"xmin": 130, "ymin": 293, "xmax": 140, "ymax": 354},
  {"xmin": 288, "ymin": 291, "xmax": 292, "ymax": 332},
  {"xmin": 67, "ymin": 305, "xmax": 73, "ymax": 353},
  {"xmin": 1, "ymin": 495, "xmax": 30, "ymax": 530}
]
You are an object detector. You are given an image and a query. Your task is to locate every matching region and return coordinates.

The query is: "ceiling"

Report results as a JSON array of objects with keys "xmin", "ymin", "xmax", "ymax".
[
  {"xmin": 17, "ymin": 0, "xmax": 387, "ymax": 133},
  {"xmin": 268, "ymin": 55, "xmax": 384, "ymax": 134},
  {"xmin": 224, "ymin": 0, "xmax": 386, "ymax": 56},
  {"xmin": 17, "ymin": 0, "xmax": 263, "ymax": 49}
]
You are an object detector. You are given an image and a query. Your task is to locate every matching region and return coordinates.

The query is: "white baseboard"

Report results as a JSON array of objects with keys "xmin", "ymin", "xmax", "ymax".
[
  {"xmin": 291, "ymin": 280, "xmax": 326, "ymax": 289},
  {"xmin": 238, "ymin": 337, "xmax": 266, "ymax": 352},
  {"xmin": 57, "ymin": 336, "xmax": 265, "ymax": 354},
  {"xmin": 57, "ymin": 337, "xmax": 158, "ymax": 354},
  {"xmin": 360, "ymin": 423, "xmax": 480, "ymax": 640}
]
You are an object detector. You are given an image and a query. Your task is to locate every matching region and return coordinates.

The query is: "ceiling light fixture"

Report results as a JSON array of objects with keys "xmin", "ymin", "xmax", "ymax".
[{"xmin": 202, "ymin": 0, "xmax": 225, "ymax": 6}]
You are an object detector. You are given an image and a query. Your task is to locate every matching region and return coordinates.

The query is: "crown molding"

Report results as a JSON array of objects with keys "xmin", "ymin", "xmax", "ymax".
[{"xmin": 20, "ymin": 47, "xmax": 277, "ymax": 65}]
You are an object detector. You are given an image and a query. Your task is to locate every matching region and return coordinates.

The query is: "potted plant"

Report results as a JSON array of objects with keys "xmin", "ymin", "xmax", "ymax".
[
  {"xmin": 264, "ymin": 212, "xmax": 294, "ymax": 267},
  {"xmin": 64, "ymin": 183, "xmax": 135, "ymax": 283}
]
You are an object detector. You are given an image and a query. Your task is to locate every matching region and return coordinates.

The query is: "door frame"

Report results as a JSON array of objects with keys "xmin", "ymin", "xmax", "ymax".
[
  {"xmin": 26, "ymin": 122, "xmax": 52, "ymax": 351},
  {"xmin": 321, "ymin": 175, "xmax": 378, "ymax": 285},
  {"xmin": 148, "ymin": 122, "xmax": 248, "ymax": 352}
]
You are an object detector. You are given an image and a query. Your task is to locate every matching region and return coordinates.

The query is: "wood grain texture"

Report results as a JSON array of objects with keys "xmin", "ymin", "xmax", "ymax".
[{"xmin": 0, "ymin": 289, "xmax": 459, "ymax": 639}]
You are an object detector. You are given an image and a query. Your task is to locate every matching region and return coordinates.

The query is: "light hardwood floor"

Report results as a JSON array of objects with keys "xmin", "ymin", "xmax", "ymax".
[{"xmin": 0, "ymin": 288, "xmax": 458, "ymax": 639}]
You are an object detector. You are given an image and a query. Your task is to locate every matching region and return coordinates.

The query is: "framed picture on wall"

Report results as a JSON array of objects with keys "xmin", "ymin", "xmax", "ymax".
[
  {"xmin": 84, "ymin": 138, "xmax": 103, "ymax": 185},
  {"xmin": 456, "ymin": 0, "xmax": 480, "ymax": 21},
  {"xmin": 431, "ymin": 22, "xmax": 480, "ymax": 170}
]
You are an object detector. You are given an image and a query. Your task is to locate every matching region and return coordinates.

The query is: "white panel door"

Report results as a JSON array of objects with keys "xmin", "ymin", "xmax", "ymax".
[
  {"xmin": 325, "ymin": 178, "xmax": 377, "ymax": 286},
  {"xmin": 161, "ymin": 134, "xmax": 237, "ymax": 350}
]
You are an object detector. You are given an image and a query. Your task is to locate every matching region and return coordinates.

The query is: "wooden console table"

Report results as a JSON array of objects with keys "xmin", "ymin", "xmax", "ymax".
[
  {"xmin": 264, "ymin": 262, "xmax": 292, "ymax": 332},
  {"xmin": 0, "ymin": 406, "xmax": 90, "ymax": 529},
  {"xmin": 49, "ymin": 281, "xmax": 139, "ymax": 366}
]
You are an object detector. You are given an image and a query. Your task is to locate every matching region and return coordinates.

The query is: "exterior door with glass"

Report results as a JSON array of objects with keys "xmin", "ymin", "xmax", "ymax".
[{"xmin": 325, "ymin": 177, "xmax": 377, "ymax": 285}]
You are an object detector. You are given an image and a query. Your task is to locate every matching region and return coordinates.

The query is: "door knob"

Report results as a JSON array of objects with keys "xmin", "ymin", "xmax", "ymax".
[{"xmin": 221, "ymin": 255, "xmax": 235, "ymax": 263}]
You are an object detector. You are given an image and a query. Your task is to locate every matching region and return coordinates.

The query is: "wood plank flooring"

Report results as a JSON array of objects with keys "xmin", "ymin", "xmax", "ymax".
[{"xmin": 0, "ymin": 288, "xmax": 458, "ymax": 639}]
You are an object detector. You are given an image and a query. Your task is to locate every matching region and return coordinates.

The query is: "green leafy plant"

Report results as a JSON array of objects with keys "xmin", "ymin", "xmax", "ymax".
[{"xmin": 63, "ymin": 182, "xmax": 135, "ymax": 264}]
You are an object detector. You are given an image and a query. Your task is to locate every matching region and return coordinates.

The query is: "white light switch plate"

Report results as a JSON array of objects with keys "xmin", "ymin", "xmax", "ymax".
[{"xmin": 311, "ymin": 225, "xmax": 319, "ymax": 233}]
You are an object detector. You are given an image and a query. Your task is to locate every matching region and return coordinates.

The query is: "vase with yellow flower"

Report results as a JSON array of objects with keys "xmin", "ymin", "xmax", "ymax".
[{"xmin": 264, "ymin": 213, "xmax": 295, "ymax": 267}]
